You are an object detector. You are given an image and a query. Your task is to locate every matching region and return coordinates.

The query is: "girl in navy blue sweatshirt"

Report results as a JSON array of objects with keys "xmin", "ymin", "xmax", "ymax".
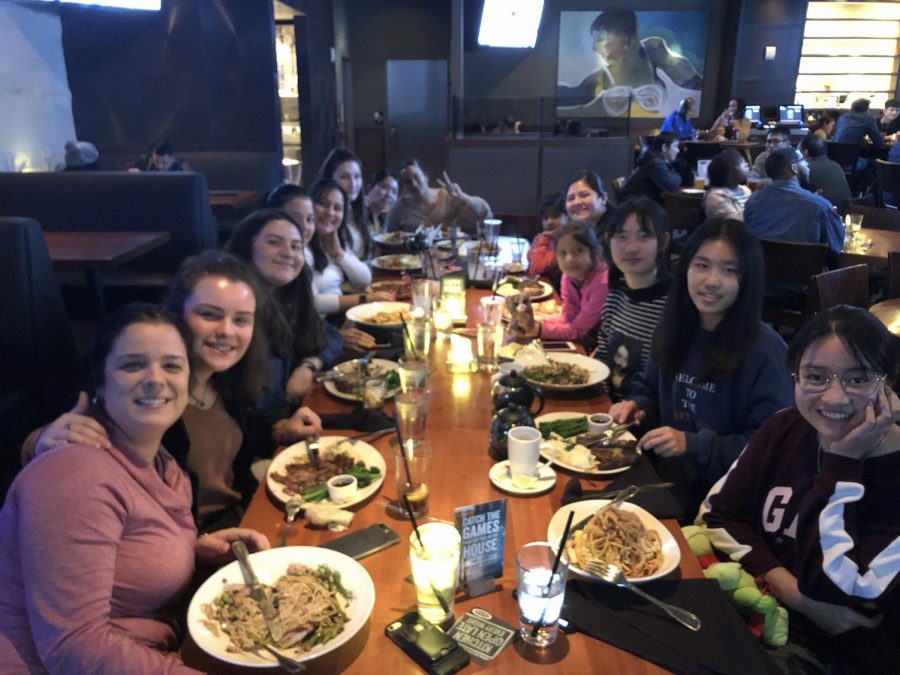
[{"xmin": 609, "ymin": 218, "xmax": 793, "ymax": 516}]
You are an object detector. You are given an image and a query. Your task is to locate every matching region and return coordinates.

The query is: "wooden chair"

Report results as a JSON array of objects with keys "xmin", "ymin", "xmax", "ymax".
[
  {"xmin": 889, "ymin": 251, "xmax": 900, "ymax": 299},
  {"xmin": 760, "ymin": 239, "xmax": 829, "ymax": 331},
  {"xmin": 875, "ymin": 159, "xmax": 900, "ymax": 208},
  {"xmin": 846, "ymin": 204, "xmax": 900, "ymax": 232},
  {"xmin": 662, "ymin": 191, "xmax": 704, "ymax": 252},
  {"xmin": 811, "ymin": 264, "xmax": 869, "ymax": 310},
  {"xmin": 827, "ymin": 141, "xmax": 865, "ymax": 194}
]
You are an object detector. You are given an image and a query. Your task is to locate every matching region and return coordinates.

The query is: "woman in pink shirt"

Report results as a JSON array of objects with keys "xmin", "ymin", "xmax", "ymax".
[{"xmin": 0, "ymin": 305, "xmax": 268, "ymax": 673}]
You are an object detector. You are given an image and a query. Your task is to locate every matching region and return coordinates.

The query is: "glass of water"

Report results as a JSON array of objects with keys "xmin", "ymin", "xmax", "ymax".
[{"xmin": 516, "ymin": 542, "xmax": 569, "ymax": 648}]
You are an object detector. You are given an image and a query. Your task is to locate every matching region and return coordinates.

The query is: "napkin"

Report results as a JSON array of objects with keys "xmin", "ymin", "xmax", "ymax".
[
  {"xmin": 303, "ymin": 503, "xmax": 354, "ymax": 531},
  {"xmin": 562, "ymin": 578, "xmax": 779, "ymax": 675},
  {"xmin": 320, "ymin": 408, "xmax": 394, "ymax": 432},
  {"xmin": 561, "ymin": 459, "xmax": 685, "ymax": 521}
]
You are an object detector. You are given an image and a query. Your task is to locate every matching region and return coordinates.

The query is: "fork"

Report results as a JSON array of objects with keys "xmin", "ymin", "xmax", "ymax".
[
  {"xmin": 246, "ymin": 631, "xmax": 306, "ymax": 672},
  {"xmin": 584, "ymin": 560, "xmax": 701, "ymax": 631},
  {"xmin": 278, "ymin": 497, "xmax": 304, "ymax": 547}
]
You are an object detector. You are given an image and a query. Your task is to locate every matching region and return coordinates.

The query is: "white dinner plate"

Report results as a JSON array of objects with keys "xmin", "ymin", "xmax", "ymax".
[
  {"xmin": 345, "ymin": 301, "xmax": 412, "ymax": 328},
  {"xmin": 494, "ymin": 278, "xmax": 553, "ymax": 301},
  {"xmin": 266, "ymin": 436, "xmax": 386, "ymax": 507},
  {"xmin": 489, "ymin": 460, "xmax": 556, "ymax": 496},
  {"xmin": 188, "ymin": 546, "xmax": 376, "ymax": 667},
  {"xmin": 373, "ymin": 232, "xmax": 413, "ymax": 247},
  {"xmin": 323, "ymin": 358, "xmax": 400, "ymax": 402},
  {"xmin": 371, "ymin": 254, "xmax": 422, "ymax": 272},
  {"xmin": 547, "ymin": 500, "xmax": 681, "ymax": 584},
  {"xmin": 516, "ymin": 353, "xmax": 610, "ymax": 391},
  {"xmin": 535, "ymin": 412, "xmax": 639, "ymax": 476}
]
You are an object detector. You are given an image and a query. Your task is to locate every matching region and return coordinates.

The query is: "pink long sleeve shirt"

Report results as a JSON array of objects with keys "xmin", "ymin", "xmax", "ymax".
[
  {"xmin": 0, "ymin": 443, "xmax": 201, "ymax": 674},
  {"xmin": 540, "ymin": 262, "xmax": 609, "ymax": 340}
]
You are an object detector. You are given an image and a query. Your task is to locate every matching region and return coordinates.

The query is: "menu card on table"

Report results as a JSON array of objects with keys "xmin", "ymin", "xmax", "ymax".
[{"xmin": 454, "ymin": 498, "xmax": 506, "ymax": 597}]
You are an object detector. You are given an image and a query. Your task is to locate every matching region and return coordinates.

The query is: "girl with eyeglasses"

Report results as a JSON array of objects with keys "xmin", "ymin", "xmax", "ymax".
[
  {"xmin": 699, "ymin": 305, "xmax": 900, "ymax": 671},
  {"xmin": 609, "ymin": 218, "xmax": 793, "ymax": 514}
]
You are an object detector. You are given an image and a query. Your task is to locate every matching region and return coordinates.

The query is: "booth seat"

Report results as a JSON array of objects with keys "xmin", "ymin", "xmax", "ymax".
[
  {"xmin": 100, "ymin": 151, "xmax": 282, "ymax": 191},
  {"xmin": 0, "ymin": 171, "xmax": 217, "ymax": 277}
]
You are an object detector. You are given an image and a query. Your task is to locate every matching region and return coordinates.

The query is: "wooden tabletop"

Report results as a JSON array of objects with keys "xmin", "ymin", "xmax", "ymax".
[
  {"xmin": 182, "ymin": 289, "xmax": 703, "ymax": 674},
  {"xmin": 838, "ymin": 227, "xmax": 900, "ymax": 270},
  {"xmin": 43, "ymin": 230, "xmax": 171, "ymax": 269},
  {"xmin": 869, "ymin": 298, "xmax": 900, "ymax": 335}
]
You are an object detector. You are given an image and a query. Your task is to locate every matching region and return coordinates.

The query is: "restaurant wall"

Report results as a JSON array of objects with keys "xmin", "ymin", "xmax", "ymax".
[
  {"xmin": 462, "ymin": 0, "xmax": 740, "ymax": 130},
  {"xmin": 59, "ymin": 0, "xmax": 281, "ymax": 169}
]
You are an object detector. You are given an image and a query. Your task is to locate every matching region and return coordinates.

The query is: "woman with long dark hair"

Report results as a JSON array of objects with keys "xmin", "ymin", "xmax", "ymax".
[
  {"xmin": 609, "ymin": 218, "xmax": 793, "ymax": 513},
  {"xmin": 320, "ymin": 148, "xmax": 374, "ymax": 259}
]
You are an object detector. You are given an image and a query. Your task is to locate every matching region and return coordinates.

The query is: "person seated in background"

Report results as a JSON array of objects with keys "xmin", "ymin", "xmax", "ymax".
[
  {"xmin": 384, "ymin": 158, "xmax": 491, "ymax": 233},
  {"xmin": 660, "ymin": 97, "xmax": 696, "ymax": 141},
  {"xmin": 320, "ymin": 148, "xmax": 373, "ymax": 261},
  {"xmin": 499, "ymin": 115, "xmax": 521, "ymax": 133},
  {"xmin": 564, "ymin": 170, "xmax": 609, "ymax": 233},
  {"xmin": 619, "ymin": 132, "xmax": 683, "ymax": 205},
  {"xmin": 365, "ymin": 169, "xmax": 399, "ymax": 231},
  {"xmin": 744, "ymin": 147, "xmax": 845, "ymax": 258},
  {"xmin": 594, "ymin": 198, "xmax": 671, "ymax": 401},
  {"xmin": 146, "ymin": 141, "xmax": 189, "ymax": 172},
  {"xmin": 517, "ymin": 222, "xmax": 608, "ymax": 348},
  {"xmin": 61, "ymin": 140, "xmax": 100, "ymax": 171},
  {"xmin": 876, "ymin": 98, "xmax": 899, "ymax": 135},
  {"xmin": 699, "ymin": 305, "xmax": 900, "ymax": 672},
  {"xmin": 750, "ymin": 125, "xmax": 792, "ymax": 180},
  {"xmin": 810, "ymin": 114, "xmax": 835, "ymax": 141},
  {"xmin": 799, "ymin": 134, "xmax": 852, "ymax": 216},
  {"xmin": 0, "ymin": 304, "xmax": 269, "ymax": 673},
  {"xmin": 834, "ymin": 99, "xmax": 883, "ymax": 146},
  {"xmin": 702, "ymin": 149, "xmax": 751, "ymax": 221},
  {"xmin": 609, "ymin": 218, "xmax": 793, "ymax": 516},
  {"xmin": 711, "ymin": 98, "xmax": 751, "ymax": 141},
  {"xmin": 527, "ymin": 192, "xmax": 566, "ymax": 289}
]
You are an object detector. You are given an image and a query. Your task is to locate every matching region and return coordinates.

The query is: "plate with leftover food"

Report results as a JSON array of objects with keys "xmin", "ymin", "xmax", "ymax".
[
  {"xmin": 323, "ymin": 358, "xmax": 401, "ymax": 403},
  {"xmin": 535, "ymin": 412, "xmax": 639, "ymax": 476},
  {"xmin": 345, "ymin": 301, "xmax": 412, "ymax": 328},
  {"xmin": 515, "ymin": 353, "xmax": 609, "ymax": 391},
  {"xmin": 371, "ymin": 254, "xmax": 422, "ymax": 272}
]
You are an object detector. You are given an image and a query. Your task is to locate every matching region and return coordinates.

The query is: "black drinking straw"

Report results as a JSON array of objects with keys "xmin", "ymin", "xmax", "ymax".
[
  {"xmin": 401, "ymin": 319, "xmax": 419, "ymax": 360},
  {"xmin": 393, "ymin": 412, "xmax": 415, "ymax": 487},
  {"xmin": 531, "ymin": 510, "xmax": 574, "ymax": 638},
  {"xmin": 403, "ymin": 495, "xmax": 452, "ymax": 617}
]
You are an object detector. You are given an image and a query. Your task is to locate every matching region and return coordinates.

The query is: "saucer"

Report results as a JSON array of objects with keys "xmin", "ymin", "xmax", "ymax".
[{"xmin": 489, "ymin": 460, "xmax": 556, "ymax": 496}]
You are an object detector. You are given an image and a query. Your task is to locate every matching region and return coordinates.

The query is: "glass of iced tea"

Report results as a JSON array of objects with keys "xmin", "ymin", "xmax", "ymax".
[{"xmin": 391, "ymin": 440, "xmax": 432, "ymax": 518}]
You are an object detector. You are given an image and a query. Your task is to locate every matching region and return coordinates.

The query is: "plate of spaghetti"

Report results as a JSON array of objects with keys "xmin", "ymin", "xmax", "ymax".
[
  {"xmin": 547, "ymin": 500, "xmax": 680, "ymax": 583},
  {"xmin": 188, "ymin": 546, "xmax": 376, "ymax": 667}
]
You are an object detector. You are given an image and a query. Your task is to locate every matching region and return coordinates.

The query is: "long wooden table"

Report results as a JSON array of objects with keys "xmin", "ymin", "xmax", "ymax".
[
  {"xmin": 182, "ymin": 289, "xmax": 702, "ymax": 673},
  {"xmin": 838, "ymin": 227, "xmax": 900, "ymax": 270}
]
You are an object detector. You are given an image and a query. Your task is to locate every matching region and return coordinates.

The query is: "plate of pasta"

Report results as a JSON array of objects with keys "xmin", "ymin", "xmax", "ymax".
[
  {"xmin": 188, "ymin": 546, "xmax": 376, "ymax": 667},
  {"xmin": 546, "ymin": 500, "xmax": 680, "ymax": 584},
  {"xmin": 516, "ymin": 353, "xmax": 609, "ymax": 391},
  {"xmin": 345, "ymin": 301, "xmax": 412, "ymax": 328}
]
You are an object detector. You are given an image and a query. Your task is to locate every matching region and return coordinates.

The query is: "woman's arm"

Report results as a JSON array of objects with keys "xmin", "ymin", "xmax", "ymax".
[
  {"xmin": 15, "ymin": 450, "xmax": 200, "ymax": 673},
  {"xmin": 337, "ymin": 250, "xmax": 372, "ymax": 289},
  {"xmin": 540, "ymin": 266, "xmax": 608, "ymax": 340}
]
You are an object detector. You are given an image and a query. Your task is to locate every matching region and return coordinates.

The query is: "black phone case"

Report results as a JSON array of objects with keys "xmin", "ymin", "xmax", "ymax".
[
  {"xmin": 318, "ymin": 523, "xmax": 400, "ymax": 560},
  {"xmin": 385, "ymin": 611, "xmax": 470, "ymax": 675}
]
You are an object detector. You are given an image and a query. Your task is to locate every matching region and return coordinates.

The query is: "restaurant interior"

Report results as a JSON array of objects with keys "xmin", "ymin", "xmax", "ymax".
[{"xmin": 1, "ymin": 0, "xmax": 899, "ymax": 673}]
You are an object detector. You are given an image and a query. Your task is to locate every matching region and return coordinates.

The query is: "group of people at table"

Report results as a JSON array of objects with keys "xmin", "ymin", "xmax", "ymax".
[{"xmin": 0, "ymin": 139, "xmax": 897, "ymax": 673}]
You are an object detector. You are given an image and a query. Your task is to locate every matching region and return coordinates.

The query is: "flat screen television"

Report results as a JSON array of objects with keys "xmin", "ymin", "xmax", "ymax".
[
  {"xmin": 778, "ymin": 104, "xmax": 804, "ymax": 126},
  {"xmin": 744, "ymin": 104, "xmax": 761, "ymax": 124}
]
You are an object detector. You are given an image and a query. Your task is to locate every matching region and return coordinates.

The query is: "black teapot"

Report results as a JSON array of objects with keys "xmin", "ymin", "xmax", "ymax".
[
  {"xmin": 491, "ymin": 370, "xmax": 545, "ymax": 415},
  {"xmin": 489, "ymin": 402, "xmax": 536, "ymax": 460}
]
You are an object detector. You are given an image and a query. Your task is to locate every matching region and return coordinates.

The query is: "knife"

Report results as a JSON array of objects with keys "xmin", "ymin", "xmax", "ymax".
[
  {"xmin": 582, "ymin": 482, "xmax": 675, "ymax": 501},
  {"xmin": 231, "ymin": 541, "xmax": 284, "ymax": 643},
  {"xmin": 306, "ymin": 435, "xmax": 321, "ymax": 470}
]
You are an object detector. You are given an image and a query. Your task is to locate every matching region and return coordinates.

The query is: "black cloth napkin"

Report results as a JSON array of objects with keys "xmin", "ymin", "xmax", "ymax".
[
  {"xmin": 320, "ymin": 408, "xmax": 394, "ymax": 432},
  {"xmin": 562, "ymin": 578, "xmax": 779, "ymax": 675},
  {"xmin": 561, "ymin": 459, "xmax": 685, "ymax": 521}
]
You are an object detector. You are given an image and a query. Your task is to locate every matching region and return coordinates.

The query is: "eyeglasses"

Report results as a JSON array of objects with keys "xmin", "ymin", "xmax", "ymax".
[{"xmin": 792, "ymin": 371, "xmax": 886, "ymax": 397}]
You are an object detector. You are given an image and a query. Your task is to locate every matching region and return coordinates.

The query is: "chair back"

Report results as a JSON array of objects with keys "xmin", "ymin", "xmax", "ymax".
[
  {"xmin": 889, "ymin": 251, "xmax": 900, "ymax": 299},
  {"xmin": 811, "ymin": 264, "xmax": 869, "ymax": 310},
  {"xmin": 875, "ymin": 159, "xmax": 900, "ymax": 208},
  {"xmin": 662, "ymin": 191, "xmax": 704, "ymax": 246},
  {"xmin": 827, "ymin": 141, "xmax": 862, "ymax": 171},
  {"xmin": 846, "ymin": 204, "xmax": 900, "ymax": 232},
  {"xmin": 759, "ymin": 238, "xmax": 829, "ymax": 330}
]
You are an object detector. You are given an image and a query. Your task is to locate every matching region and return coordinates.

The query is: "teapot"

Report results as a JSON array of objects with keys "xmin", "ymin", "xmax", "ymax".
[
  {"xmin": 489, "ymin": 402, "xmax": 536, "ymax": 460},
  {"xmin": 491, "ymin": 369, "xmax": 545, "ymax": 415}
]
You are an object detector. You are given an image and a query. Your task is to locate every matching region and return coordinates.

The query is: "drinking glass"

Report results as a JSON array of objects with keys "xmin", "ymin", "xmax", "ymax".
[
  {"xmin": 476, "ymin": 323, "xmax": 504, "ymax": 373},
  {"xmin": 516, "ymin": 542, "xmax": 569, "ymax": 648},
  {"xmin": 848, "ymin": 213, "xmax": 863, "ymax": 240},
  {"xmin": 409, "ymin": 521, "xmax": 461, "ymax": 625},
  {"xmin": 483, "ymin": 218, "xmax": 502, "ymax": 244},
  {"xmin": 403, "ymin": 316, "xmax": 432, "ymax": 359},
  {"xmin": 394, "ymin": 389, "xmax": 429, "ymax": 442},
  {"xmin": 432, "ymin": 299, "xmax": 453, "ymax": 335},
  {"xmin": 398, "ymin": 357, "xmax": 428, "ymax": 392},
  {"xmin": 411, "ymin": 279, "xmax": 434, "ymax": 317},
  {"xmin": 391, "ymin": 439, "xmax": 433, "ymax": 518},
  {"xmin": 480, "ymin": 296, "xmax": 505, "ymax": 325}
]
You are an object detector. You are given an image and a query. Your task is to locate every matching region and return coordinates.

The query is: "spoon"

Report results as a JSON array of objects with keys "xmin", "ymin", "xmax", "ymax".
[
  {"xmin": 584, "ymin": 560, "xmax": 702, "ymax": 632},
  {"xmin": 278, "ymin": 498, "xmax": 304, "ymax": 547}
]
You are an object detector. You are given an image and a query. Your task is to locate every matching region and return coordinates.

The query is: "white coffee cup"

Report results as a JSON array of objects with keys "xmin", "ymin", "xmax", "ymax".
[
  {"xmin": 490, "ymin": 361, "xmax": 524, "ymax": 386},
  {"xmin": 587, "ymin": 412, "xmax": 613, "ymax": 434},
  {"xmin": 507, "ymin": 426, "xmax": 542, "ymax": 488}
]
